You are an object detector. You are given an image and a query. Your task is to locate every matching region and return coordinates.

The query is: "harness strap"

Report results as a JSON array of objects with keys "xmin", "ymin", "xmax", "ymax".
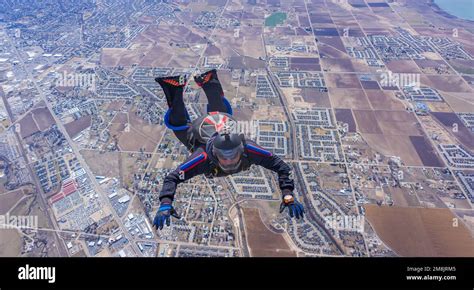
[{"xmin": 164, "ymin": 108, "xmax": 191, "ymax": 131}]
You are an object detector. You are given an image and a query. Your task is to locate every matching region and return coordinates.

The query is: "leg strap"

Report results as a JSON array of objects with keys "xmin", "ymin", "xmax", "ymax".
[
  {"xmin": 206, "ymin": 97, "xmax": 233, "ymax": 115},
  {"xmin": 164, "ymin": 108, "xmax": 191, "ymax": 131}
]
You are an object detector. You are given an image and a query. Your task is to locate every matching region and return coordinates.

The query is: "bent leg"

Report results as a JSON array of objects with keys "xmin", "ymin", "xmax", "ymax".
[
  {"xmin": 155, "ymin": 75, "xmax": 193, "ymax": 149},
  {"xmin": 173, "ymin": 129, "xmax": 194, "ymax": 151},
  {"xmin": 155, "ymin": 75, "xmax": 189, "ymax": 126},
  {"xmin": 194, "ymin": 69, "xmax": 232, "ymax": 114}
]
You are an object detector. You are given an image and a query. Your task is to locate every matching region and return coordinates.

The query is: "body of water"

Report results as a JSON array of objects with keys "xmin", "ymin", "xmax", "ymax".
[{"xmin": 434, "ymin": 0, "xmax": 474, "ymax": 21}]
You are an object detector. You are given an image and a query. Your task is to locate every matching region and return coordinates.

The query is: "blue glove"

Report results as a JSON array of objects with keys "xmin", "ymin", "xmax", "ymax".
[
  {"xmin": 279, "ymin": 191, "xmax": 305, "ymax": 219},
  {"xmin": 153, "ymin": 202, "xmax": 180, "ymax": 230}
]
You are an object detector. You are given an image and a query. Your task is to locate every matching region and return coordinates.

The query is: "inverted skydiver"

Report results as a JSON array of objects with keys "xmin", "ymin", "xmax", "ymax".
[{"xmin": 153, "ymin": 69, "xmax": 304, "ymax": 230}]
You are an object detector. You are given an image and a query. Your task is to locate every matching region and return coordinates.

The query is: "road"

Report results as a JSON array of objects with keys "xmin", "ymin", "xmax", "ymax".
[
  {"xmin": 293, "ymin": 163, "xmax": 345, "ymax": 255},
  {"xmin": 220, "ymin": 179, "xmax": 250, "ymax": 257},
  {"xmin": 0, "ymin": 82, "xmax": 69, "ymax": 257},
  {"xmin": 304, "ymin": 0, "xmax": 372, "ymax": 255},
  {"xmin": 4, "ymin": 33, "xmax": 143, "ymax": 256},
  {"xmin": 266, "ymin": 69, "xmax": 298, "ymax": 161}
]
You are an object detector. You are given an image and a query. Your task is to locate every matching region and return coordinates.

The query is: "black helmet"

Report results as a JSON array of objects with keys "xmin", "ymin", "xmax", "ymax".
[{"xmin": 212, "ymin": 132, "xmax": 244, "ymax": 172}]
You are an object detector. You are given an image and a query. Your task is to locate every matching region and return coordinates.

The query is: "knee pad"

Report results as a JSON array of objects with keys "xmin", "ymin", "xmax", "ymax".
[{"xmin": 164, "ymin": 108, "xmax": 191, "ymax": 131}]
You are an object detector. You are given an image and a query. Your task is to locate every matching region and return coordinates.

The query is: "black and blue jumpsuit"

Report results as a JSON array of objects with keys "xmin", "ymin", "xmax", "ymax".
[{"xmin": 156, "ymin": 69, "xmax": 295, "ymax": 203}]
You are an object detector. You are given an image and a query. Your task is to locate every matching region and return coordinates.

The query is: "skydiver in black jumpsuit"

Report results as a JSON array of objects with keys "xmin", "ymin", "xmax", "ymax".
[{"xmin": 153, "ymin": 69, "xmax": 304, "ymax": 230}]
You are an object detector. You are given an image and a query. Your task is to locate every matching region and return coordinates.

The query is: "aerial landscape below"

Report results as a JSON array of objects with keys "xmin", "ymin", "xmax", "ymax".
[{"xmin": 0, "ymin": 0, "xmax": 473, "ymax": 258}]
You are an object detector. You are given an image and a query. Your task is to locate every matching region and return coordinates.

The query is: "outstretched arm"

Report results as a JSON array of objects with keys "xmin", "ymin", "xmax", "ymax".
[
  {"xmin": 245, "ymin": 141, "xmax": 294, "ymax": 191},
  {"xmin": 154, "ymin": 149, "xmax": 210, "ymax": 230},
  {"xmin": 159, "ymin": 149, "xmax": 209, "ymax": 202},
  {"xmin": 245, "ymin": 141, "xmax": 304, "ymax": 219}
]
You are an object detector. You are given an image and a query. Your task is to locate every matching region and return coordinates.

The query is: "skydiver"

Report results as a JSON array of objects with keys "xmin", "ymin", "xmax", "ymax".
[{"xmin": 152, "ymin": 69, "xmax": 304, "ymax": 230}]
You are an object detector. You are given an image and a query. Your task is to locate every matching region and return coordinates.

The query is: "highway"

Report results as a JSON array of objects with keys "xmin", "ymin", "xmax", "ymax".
[
  {"xmin": 293, "ymin": 163, "xmax": 345, "ymax": 255},
  {"xmin": 0, "ymin": 84, "xmax": 69, "ymax": 257},
  {"xmin": 266, "ymin": 70, "xmax": 298, "ymax": 161},
  {"xmin": 5, "ymin": 33, "xmax": 142, "ymax": 256}
]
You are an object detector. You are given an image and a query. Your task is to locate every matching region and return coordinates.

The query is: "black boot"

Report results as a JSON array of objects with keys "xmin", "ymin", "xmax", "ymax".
[
  {"xmin": 155, "ymin": 75, "xmax": 188, "ymax": 108},
  {"xmin": 155, "ymin": 75, "xmax": 189, "ymax": 126},
  {"xmin": 194, "ymin": 69, "xmax": 228, "ymax": 113}
]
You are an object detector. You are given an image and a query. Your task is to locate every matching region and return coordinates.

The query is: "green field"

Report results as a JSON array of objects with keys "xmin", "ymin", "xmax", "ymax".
[{"xmin": 265, "ymin": 12, "xmax": 287, "ymax": 27}]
